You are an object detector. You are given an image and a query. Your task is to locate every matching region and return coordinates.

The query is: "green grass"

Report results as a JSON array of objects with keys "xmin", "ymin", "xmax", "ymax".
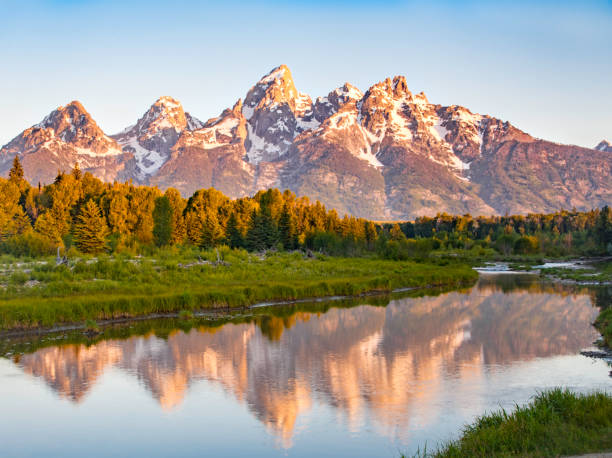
[
  {"xmin": 410, "ymin": 389, "xmax": 612, "ymax": 458},
  {"xmin": 0, "ymin": 248, "xmax": 477, "ymax": 330},
  {"xmin": 0, "ymin": 286, "xmax": 457, "ymax": 358},
  {"xmin": 595, "ymin": 305, "xmax": 612, "ymax": 347}
]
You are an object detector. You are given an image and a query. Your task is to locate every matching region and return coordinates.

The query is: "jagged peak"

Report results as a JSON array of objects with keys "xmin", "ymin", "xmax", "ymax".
[
  {"xmin": 257, "ymin": 64, "xmax": 293, "ymax": 86},
  {"xmin": 334, "ymin": 83, "xmax": 363, "ymax": 100},
  {"xmin": 152, "ymin": 96, "xmax": 183, "ymax": 110},
  {"xmin": 414, "ymin": 91, "xmax": 429, "ymax": 105},
  {"xmin": 392, "ymin": 76, "xmax": 408, "ymax": 93},
  {"xmin": 62, "ymin": 100, "xmax": 88, "ymax": 113},
  {"xmin": 232, "ymin": 99, "xmax": 243, "ymax": 114},
  {"xmin": 243, "ymin": 65, "xmax": 301, "ymax": 117},
  {"xmin": 366, "ymin": 76, "xmax": 413, "ymax": 100},
  {"xmin": 595, "ymin": 139, "xmax": 611, "ymax": 152},
  {"xmin": 124, "ymin": 96, "xmax": 188, "ymax": 135},
  {"xmin": 35, "ymin": 100, "xmax": 92, "ymax": 129}
]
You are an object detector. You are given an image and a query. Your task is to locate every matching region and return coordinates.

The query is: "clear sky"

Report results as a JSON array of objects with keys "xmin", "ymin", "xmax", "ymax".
[{"xmin": 1, "ymin": 0, "xmax": 611, "ymax": 148}]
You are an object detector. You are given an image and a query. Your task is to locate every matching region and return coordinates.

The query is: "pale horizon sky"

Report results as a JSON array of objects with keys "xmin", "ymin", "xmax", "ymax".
[{"xmin": 1, "ymin": 0, "xmax": 611, "ymax": 149}]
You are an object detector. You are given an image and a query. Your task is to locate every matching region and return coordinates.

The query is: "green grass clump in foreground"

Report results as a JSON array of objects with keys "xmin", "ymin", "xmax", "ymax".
[
  {"xmin": 0, "ymin": 250, "xmax": 477, "ymax": 330},
  {"xmin": 415, "ymin": 389, "xmax": 612, "ymax": 458}
]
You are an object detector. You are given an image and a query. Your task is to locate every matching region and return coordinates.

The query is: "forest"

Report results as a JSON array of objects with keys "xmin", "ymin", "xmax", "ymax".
[{"xmin": 0, "ymin": 156, "xmax": 611, "ymax": 259}]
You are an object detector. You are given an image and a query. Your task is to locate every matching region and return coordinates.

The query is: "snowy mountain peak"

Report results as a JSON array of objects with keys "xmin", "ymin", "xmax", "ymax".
[
  {"xmin": 366, "ymin": 76, "xmax": 413, "ymax": 101},
  {"xmin": 17, "ymin": 100, "xmax": 118, "ymax": 150},
  {"xmin": 112, "ymin": 97, "xmax": 203, "ymax": 178},
  {"xmin": 338, "ymin": 83, "xmax": 363, "ymax": 100},
  {"xmin": 595, "ymin": 140, "xmax": 612, "ymax": 152},
  {"xmin": 258, "ymin": 64, "xmax": 292, "ymax": 86},
  {"xmin": 154, "ymin": 95, "xmax": 182, "ymax": 109},
  {"xmin": 139, "ymin": 96, "xmax": 188, "ymax": 134},
  {"xmin": 35, "ymin": 100, "xmax": 94, "ymax": 133},
  {"xmin": 243, "ymin": 65, "xmax": 301, "ymax": 117},
  {"xmin": 0, "ymin": 100, "xmax": 126, "ymax": 184},
  {"xmin": 243, "ymin": 65, "xmax": 319, "ymax": 164}
]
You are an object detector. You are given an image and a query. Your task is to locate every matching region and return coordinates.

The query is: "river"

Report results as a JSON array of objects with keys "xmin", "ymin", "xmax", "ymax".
[{"xmin": 0, "ymin": 274, "xmax": 609, "ymax": 457}]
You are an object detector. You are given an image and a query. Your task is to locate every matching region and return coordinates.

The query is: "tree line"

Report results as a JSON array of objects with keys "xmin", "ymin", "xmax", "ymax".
[{"xmin": 0, "ymin": 157, "xmax": 610, "ymax": 258}]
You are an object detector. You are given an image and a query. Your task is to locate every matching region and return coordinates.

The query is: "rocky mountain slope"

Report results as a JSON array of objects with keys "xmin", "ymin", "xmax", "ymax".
[
  {"xmin": 1, "ymin": 66, "xmax": 610, "ymax": 219},
  {"xmin": 596, "ymin": 140, "xmax": 612, "ymax": 153},
  {"xmin": 0, "ymin": 101, "xmax": 134, "ymax": 184}
]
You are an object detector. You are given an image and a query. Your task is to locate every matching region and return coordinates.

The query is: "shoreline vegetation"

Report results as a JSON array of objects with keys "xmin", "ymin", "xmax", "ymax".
[
  {"xmin": 0, "ymin": 286, "xmax": 458, "ymax": 357},
  {"xmin": 408, "ymin": 389, "xmax": 612, "ymax": 458},
  {"xmin": 0, "ymin": 250, "xmax": 477, "ymax": 331}
]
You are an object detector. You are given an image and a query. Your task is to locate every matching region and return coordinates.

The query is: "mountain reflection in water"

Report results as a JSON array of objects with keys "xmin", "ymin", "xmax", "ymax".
[{"xmin": 10, "ymin": 275, "xmax": 601, "ymax": 448}]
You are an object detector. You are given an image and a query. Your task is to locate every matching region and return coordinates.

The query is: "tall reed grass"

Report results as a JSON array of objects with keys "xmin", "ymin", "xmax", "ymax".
[{"xmin": 412, "ymin": 389, "xmax": 612, "ymax": 457}]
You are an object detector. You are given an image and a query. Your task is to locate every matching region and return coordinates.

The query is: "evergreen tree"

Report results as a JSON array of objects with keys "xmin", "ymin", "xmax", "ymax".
[
  {"xmin": 73, "ymin": 200, "xmax": 109, "ymax": 253},
  {"xmin": 8, "ymin": 156, "xmax": 24, "ymax": 183},
  {"xmin": 164, "ymin": 188, "xmax": 186, "ymax": 244},
  {"xmin": 225, "ymin": 213, "xmax": 244, "ymax": 248},
  {"xmin": 71, "ymin": 163, "xmax": 82, "ymax": 180},
  {"xmin": 185, "ymin": 210, "xmax": 204, "ymax": 245},
  {"xmin": 152, "ymin": 196, "xmax": 173, "ymax": 247},
  {"xmin": 246, "ymin": 210, "xmax": 266, "ymax": 251},
  {"xmin": 8, "ymin": 155, "xmax": 28, "ymax": 194},
  {"xmin": 106, "ymin": 191, "xmax": 130, "ymax": 236},
  {"xmin": 260, "ymin": 206, "xmax": 279, "ymax": 249},
  {"xmin": 278, "ymin": 203, "xmax": 296, "ymax": 250},
  {"xmin": 54, "ymin": 170, "xmax": 65, "ymax": 184},
  {"xmin": 200, "ymin": 212, "xmax": 224, "ymax": 249},
  {"xmin": 596, "ymin": 206, "xmax": 612, "ymax": 252}
]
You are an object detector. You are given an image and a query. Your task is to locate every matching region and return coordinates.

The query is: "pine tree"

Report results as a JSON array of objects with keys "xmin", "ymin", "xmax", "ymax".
[
  {"xmin": 278, "ymin": 203, "xmax": 296, "ymax": 250},
  {"xmin": 185, "ymin": 210, "xmax": 204, "ymax": 245},
  {"xmin": 246, "ymin": 210, "xmax": 266, "ymax": 251},
  {"xmin": 225, "ymin": 213, "xmax": 244, "ymax": 248},
  {"xmin": 200, "ymin": 212, "xmax": 224, "ymax": 249},
  {"xmin": 71, "ymin": 163, "xmax": 82, "ymax": 180},
  {"xmin": 164, "ymin": 188, "xmax": 186, "ymax": 245},
  {"xmin": 260, "ymin": 206, "xmax": 279, "ymax": 249},
  {"xmin": 8, "ymin": 155, "xmax": 28, "ymax": 193},
  {"xmin": 8, "ymin": 156, "xmax": 24, "ymax": 183},
  {"xmin": 152, "ymin": 196, "xmax": 173, "ymax": 247},
  {"xmin": 73, "ymin": 200, "xmax": 109, "ymax": 253},
  {"xmin": 596, "ymin": 205, "xmax": 612, "ymax": 252}
]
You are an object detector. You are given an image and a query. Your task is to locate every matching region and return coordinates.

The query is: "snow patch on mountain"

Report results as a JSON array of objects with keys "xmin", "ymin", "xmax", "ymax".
[
  {"xmin": 121, "ymin": 138, "xmax": 165, "ymax": 176},
  {"xmin": 431, "ymin": 120, "xmax": 449, "ymax": 143},
  {"xmin": 389, "ymin": 99, "xmax": 414, "ymax": 141},
  {"xmin": 595, "ymin": 140, "xmax": 612, "ymax": 152},
  {"xmin": 246, "ymin": 123, "xmax": 282, "ymax": 163},
  {"xmin": 185, "ymin": 117, "xmax": 240, "ymax": 150}
]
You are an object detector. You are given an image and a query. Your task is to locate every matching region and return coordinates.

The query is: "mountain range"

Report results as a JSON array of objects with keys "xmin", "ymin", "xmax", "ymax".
[{"xmin": 1, "ymin": 65, "xmax": 610, "ymax": 220}]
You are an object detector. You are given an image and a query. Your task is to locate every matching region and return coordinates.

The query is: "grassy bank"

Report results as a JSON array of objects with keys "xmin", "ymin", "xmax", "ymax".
[
  {"xmin": 0, "ymin": 285, "xmax": 462, "ymax": 358},
  {"xmin": 412, "ymin": 389, "xmax": 612, "ymax": 457},
  {"xmin": 595, "ymin": 304, "xmax": 612, "ymax": 348},
  {"xmin": 0, "ymin": 248, "xmax": 477, "ymax": 330}
]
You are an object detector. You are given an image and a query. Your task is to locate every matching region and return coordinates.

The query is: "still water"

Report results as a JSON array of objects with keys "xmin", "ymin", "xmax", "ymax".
[{"xmin": 0, "ymin": 274, "xmax": 610, "ymax": 457}]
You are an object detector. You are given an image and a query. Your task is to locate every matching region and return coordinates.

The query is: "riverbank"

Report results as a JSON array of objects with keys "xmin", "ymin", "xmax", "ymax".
[
  {"xmin": 0, "ymin": 250, "xmax": 477, "ymax": 331},
  {"xmin": 410, "ymin": 389, "xmax": 612, "ymax": 458}
]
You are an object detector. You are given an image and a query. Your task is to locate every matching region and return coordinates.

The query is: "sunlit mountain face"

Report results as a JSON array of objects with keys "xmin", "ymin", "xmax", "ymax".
[
  {"xmin": 9, "ymin": 276, "xmax": 600, "ymax": 447},
  {"xmin": 1, "ymin": 65, "xmax": 610, "ymax": 219}
]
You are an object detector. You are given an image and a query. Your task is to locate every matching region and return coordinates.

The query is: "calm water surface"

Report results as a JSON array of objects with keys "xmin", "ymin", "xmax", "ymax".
[{"xmin": 0, "ymin": 274, "xmax": 610, "ymax": 457}]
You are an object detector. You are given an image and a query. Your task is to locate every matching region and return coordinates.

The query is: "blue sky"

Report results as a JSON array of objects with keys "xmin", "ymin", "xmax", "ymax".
[{"xmin": 1, "ymin": 0, "xmax": 611, "ymax": 148}]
